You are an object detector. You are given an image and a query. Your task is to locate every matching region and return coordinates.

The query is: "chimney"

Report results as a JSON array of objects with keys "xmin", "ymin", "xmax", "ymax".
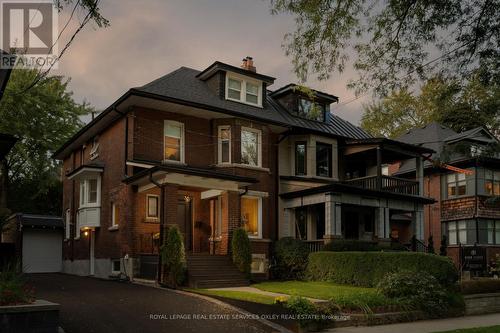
[{"xmin": 241, "ymin": 56, "xmax": 256, "ymax": 72}]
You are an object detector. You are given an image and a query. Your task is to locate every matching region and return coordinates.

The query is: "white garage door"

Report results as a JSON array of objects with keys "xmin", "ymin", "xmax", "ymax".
[{"xmin": 22, "ymin": 229, "xmax": 62, "ymax": 273}]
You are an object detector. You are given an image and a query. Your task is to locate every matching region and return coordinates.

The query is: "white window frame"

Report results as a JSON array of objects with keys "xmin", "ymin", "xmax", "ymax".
[
  {"xmin": 240, "ymin": 127, "xmax": 262, "ymax": 167},
  {"xmin": 163, "ymin": 120, "xmax": 185, "ymax": 164},
  {"xmin": 225, "ymin": 73, "xmax": 263, "ymax": 107},
  {"xmin": 241, "ymin": 195, "xmax": 262, "ymax": 239},
  {"xmin": 146, "ymin": 194, "xmax": 160, "ymax": 220},
  {"xmin": 79, "ymin": 177, "xmax": 101, "ymax": 209},
  {"xmin": 65, "ymin": 209, "xmax": 71, "ymax": 240},
  {"xmin": 218, "ymin": 125, "xmax": 231, "ymax": 164}
]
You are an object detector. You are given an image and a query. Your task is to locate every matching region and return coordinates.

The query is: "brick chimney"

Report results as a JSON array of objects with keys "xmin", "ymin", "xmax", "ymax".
[{"xmin": 241, "ymin": 56, "xmax": 256, "ymax": 72}]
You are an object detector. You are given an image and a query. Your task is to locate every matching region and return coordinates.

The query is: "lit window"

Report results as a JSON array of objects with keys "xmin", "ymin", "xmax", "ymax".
[
  {"xmin": 485, "ymin": 170, "xmax": 500, "ymax": 196},
  {"xmin": 111, "ymin": 203, "xmax": 119, "ymax": 227},
  {"xmin": 241, "ymin": 128, "xmax": 261, "ymax": 167},
  {"xmin": 164, "ymin": 121, "xmax": 184, "ymax": 162},
  {"xmin": 316, "ymin": 142, "xmax": 332, "ymax": 178},
  {"xmin": 226, "ymin": 75, "xmax": 262, "ymax": 106},
  {"xmin": 446, "ymin": 172, "xmax": 467, "ymax": 198},
  {"xmin": 295, "ymin": 141, "xmax": 307, "ymax": 176},
  {"xmin": 147, "ymin": 195, "xmax": 159, "ymax": 219},
  {"xmin": 241, "ymin": 196, "xmax": 261, "ymax": 238},
  {"xmin": 218, "ymin": 126, "xmax": 231, "ymax": 164}
]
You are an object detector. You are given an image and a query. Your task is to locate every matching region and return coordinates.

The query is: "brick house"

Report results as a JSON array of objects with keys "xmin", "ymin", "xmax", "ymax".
[
  {"xmin": 394, "ymin": 122, "xmax": 500, "ymax": 268},
  {"xmin": 53, "ymin": 58, "xmax": 434, "ymax": 285}
]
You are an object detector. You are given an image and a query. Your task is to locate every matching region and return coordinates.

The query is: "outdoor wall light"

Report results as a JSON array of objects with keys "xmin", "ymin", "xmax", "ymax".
[
  {"xmin": 184, "ymin": 195, "xmax": 191, "ymax": 203},
  {"xmin": 83, "ymin": 230, "xmax": 89, "ymax": 237}
]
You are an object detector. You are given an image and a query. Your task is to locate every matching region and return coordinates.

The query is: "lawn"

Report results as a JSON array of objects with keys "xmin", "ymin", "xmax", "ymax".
[
  {"xmin": 252, "ymin": 281, "xmax": 399, "ymax": 309},
  {"xmin": 433, "ymin": 326, "xmax": 500, "ymax": 333},
  {"xmin": 185, "ymin": 288, "xmax": 276, "ymax": 305}
]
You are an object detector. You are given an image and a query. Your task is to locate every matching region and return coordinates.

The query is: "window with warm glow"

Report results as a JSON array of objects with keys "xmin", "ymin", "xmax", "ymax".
[
  {"xmin": 164, "ymin": 120, "xmax": 184, "ymax": 162},
  {"xmin": 447, "ymin": 173, "xmax": 466, "ymax": 197},
  {"xmin": 485, "ymin": 170, "xmax": 500, "ymax": 195},
  {"xmin": 147, "ymin": 195, "xmax": 159, "ymax": 220},
  {"xmin": 218, "ymin": 126, "xmax": 231, "ymax": 164},
  {"xmin": 241, "ymin": 196, "xmax": 261, "ymax": 238},
  {"xmin": 111, "ymin": 203, "xmax": 119, "ymax": 227}
]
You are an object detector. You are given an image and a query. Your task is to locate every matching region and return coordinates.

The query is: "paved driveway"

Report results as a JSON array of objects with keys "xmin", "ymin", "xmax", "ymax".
[{"xmin": 28, "ymin": 274, "xmax": 276, "ymax": 333}]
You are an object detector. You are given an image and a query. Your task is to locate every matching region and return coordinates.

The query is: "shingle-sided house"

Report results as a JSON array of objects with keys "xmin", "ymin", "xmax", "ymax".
[
  {"xmin": 394, "ymin": 122, "xmax": 500, "ymax": 269},
  {"xmin": 54, "ymin": 57, "xmax": 434, "ymax": 286}
]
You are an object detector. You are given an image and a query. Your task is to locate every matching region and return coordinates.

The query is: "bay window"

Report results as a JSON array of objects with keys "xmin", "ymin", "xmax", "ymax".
[
  {"xmin": 218, "ymin": 126, "xmax": 231, "ymax": 164},
  {"xmin": 164, "ymin": 120, "xmax": 184, "ymax": 163},
  {"xmin": 485, "ymin": 170, "xmax": 500, "ymax": 195},
  {"xmin": 447, "ymin": 173, "xmax": 466, "ymax": 197},
  {"xmin": 226, "ymin": 74, "xmax": 262, "ymax": 106},
  {"xmin": 478, "ymin": 219, "xmax": 500, "ymax": 245},
  {"xmin": 295, "ymin": 141, "xmax": 307, "ymax": 176},
  {"xmin": 447, "ymin": 220, "xmax": 475, "ymax": 245},
  {"xmin": 316, "ymin": 142, "xmax": 332, "ymax": 178},
  {"xmin": 79, "ymin": 177, "xmax": 101, "ymax": 208},
  {"xmin": 241, "ymin": 196, "xmax": 262, "ymax": 238},
  {"xmin": 241, "ymin": 127, "xmax": 261, "ymax": 167}
]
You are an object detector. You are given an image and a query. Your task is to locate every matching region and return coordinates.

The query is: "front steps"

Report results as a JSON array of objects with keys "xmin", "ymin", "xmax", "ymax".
[{"xmin": 187, "ymin": 254, "xmax": 250, "ymax": 288}]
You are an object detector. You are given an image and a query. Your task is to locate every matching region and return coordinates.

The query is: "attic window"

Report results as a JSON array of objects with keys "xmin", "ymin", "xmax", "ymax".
[
  {"xmin": 296, "ymin": 98, "xmax": 326, "ymax": 122},
  {"xmin": 226, "ymin": 74, "xmax": 262, "ymax": 107}
]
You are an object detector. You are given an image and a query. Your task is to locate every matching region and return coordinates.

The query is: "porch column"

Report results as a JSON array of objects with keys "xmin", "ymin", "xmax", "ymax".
[
  {"xmin": 282, "ymin": 208, "xmax": 295, "ymax": 238},
  {"xmin": 376, "ymin": 207, "xmax": 390, "ymax": 239},
  {"xmin": 376, "ymin": 146, "xmax": 382, "ymax": 190},
  {"xmin": 220, "ymin": 190, "xmax": 240, "ymax": 255},
  {"xmin": 416, "ymin": 156, "xmax": 424, "ymax": 195},
  {"xmin": 413, "ymin": 209, "xmax": 424, "ymax": 241},
  {"xmin": 324, "ymin": 194, "xmax": 342, "ymax": 242}
]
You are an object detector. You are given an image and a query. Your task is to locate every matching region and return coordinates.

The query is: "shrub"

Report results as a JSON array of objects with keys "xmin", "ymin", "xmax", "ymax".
[
  {"xmin": 0, "ymin": 263, "xmax": 35, "ymax": 306},
  {"xmin": 231, "ymin": 228, "xmax": 252, "ymax": 277},
  {"xmin": 285, "ymin": 296, "xmax": 332, "ymax": 330},
  {"xmin": 440, "ymin": 235, "xmax": 448, "ymax": 256},
  {"xmin": 323, "ymin": 240, "xmax": 381, "ymax": 252},
  {"xmin": 271, "ymin": 237, "xmax": 309, "ymax": 280},
  {"xmin": 461, "ymin": 279, "xmax": 500, "ymax": 295},
  {"xmin": 161, "ymin": 226, "xmax": 186, "ymax": 288},
  {"xmin": 427, "ymin": 235, "xmax": 435, "ymax": 254},
  {"xmin": 377, "ymin": 271, "xmax": 450, "ymax": 316},
  {"xmin": 306, "ymin": 251, "xmax": 458, "ymax": 287}
]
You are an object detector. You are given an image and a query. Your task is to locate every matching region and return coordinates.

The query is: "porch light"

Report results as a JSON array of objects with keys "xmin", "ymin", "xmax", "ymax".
[
  {"xmin": 184, "ymin": 195, "xmax": 191, "ymax": 203},
  {"xmin": 83, "ymin": 228, "xmax": 89, "ymax": 237}
]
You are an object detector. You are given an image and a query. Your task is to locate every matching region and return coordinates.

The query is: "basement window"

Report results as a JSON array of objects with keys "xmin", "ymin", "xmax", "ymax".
[{"xmin": 111, "ymin": 260, "xmax": 121, "ymax": 274}]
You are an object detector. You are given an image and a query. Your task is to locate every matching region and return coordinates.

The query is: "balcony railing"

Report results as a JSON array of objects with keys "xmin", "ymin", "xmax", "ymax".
[
  {"xmin": 303, "ymin": 240, "xmax": 324, "ymax": 253},
  {"xmin": 344, "ymin": 175, "xmax": 419, "ymax": 195}
]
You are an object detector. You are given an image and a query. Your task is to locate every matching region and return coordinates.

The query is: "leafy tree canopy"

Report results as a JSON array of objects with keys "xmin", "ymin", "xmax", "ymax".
[
  {"xmin": 360, "ymin": 74, "xmax": 500, "ymax": 138},
  {"xmin": 270, "ymin": 0, "xmax": 500, "ymax": 95},
  {"xmin": 0, "ymin": 69, "xmax": 94, "ymax": 214}
]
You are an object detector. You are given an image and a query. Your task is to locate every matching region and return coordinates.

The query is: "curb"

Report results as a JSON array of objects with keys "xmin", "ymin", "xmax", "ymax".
[{"xmin": 130, "ymin": 280, "xmax": 293, "ymax": 333}]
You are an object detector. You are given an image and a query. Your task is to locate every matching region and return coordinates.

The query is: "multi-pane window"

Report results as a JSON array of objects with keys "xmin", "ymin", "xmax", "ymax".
[
  {"xmin": 447, "ymin": 220, "xmax": 474, "ymax": 245},
  {"xmin": 447, "ymin": 173, "xmax": 466, "ymax": 197},
  {"xmin": 88, "ymin": 179, "xmax": 98, "ymax": 203},
  {"xmin": 226, "ymin": 75, "xmax": 261, "ymax": 106},
  {"xmin": 147, "ymin": 195, "xmax": 159, "ymax": 219},
  {"xmin": 295, "ymin": 141, "xmax": 307, "ymax": 176},
  {"xmin": 485, "ymin": 170, "xmax": 500, "ymax": 195},
  {"xmin": 296, "ymin": 98, "xmax": 326, "ymax": 122},
  {"xmin": 241, "ymin": 196, "xmax": 261, "ymax": 238},
  {"xmin": 218, "ymin": 126, "xmax": 231, "ymax": 164},
  {"xmin": 316, "ymin": 142, "xmax": 332, "ymax": 177},
  {"xmin": 479, "ymin": 220, "xmax": 500, "ymax": 245},
  {"xmin": 79, "ymin": 178, "xmax": 100, "ymax": 208},
  {"xmin": 241, "ymin": 128, "xmax": 261, "ymax": 167},
  {"xmin": 164, "ymin": 121, "xmax": 184, "ymax": 162}
]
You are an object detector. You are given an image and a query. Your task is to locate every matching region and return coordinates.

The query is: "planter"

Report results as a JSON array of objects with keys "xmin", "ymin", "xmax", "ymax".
[
  {"xmin": 464, "ymin": 292, "xmax": 500, "ymax": 316},
  {"xmin": 0, "ymin": 299, "xmax": 60, "ymax": 333}
]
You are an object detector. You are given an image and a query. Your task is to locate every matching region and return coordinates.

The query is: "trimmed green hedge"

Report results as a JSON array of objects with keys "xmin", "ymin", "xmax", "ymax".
[{"xmin": 307, "ymin": 251, "xmax": 458, "ymax": 287}]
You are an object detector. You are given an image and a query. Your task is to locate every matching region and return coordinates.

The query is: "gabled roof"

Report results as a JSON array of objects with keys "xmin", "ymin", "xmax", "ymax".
[
  {"xmin": 196, "ymin": 61, "xmax": 275, "ymax": 83},
  {"xmin": 269, "ymin": 83, "xmax": 339, "ymax": 102},
  {"xmin": 444, "ymin": 127, "xmax": 496, "ymax": 144}
]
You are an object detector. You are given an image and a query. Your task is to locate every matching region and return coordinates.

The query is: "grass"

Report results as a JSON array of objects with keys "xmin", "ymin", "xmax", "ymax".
[
  {"xmin": 252, "ymin": 281, "xmax": 399, "ymax": 309},
  {"xmin": 432, "ymin": 326, "xmax": 500, "ymax": 333},
  {"xmin": 185, "ymin": 288, "xmax": 276, "ymax": 305}
]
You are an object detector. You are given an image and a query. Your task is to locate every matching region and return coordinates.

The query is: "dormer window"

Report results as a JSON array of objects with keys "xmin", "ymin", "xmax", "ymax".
[
  {"xmin": 297, "ymin": 98, "xmax": 326, "ymax": 122},
  {"xmin": 226, "ymin": 74, "xmax": 262, "ymax": 107}
]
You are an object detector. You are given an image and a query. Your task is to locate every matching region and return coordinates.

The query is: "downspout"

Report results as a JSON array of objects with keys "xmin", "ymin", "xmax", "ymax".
[{"xmin": 149, "ymin": 170, "xmax": 165, "ymax": 283}]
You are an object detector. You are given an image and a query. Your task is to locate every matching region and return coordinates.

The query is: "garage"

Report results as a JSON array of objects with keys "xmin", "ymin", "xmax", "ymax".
[{"xmin": 3, "ymin": 213, "xmax": 63, "ymax": 273}]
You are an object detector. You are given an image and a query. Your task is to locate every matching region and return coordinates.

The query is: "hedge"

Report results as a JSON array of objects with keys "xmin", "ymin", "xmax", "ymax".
[{"xmin": 306, "ymin": 251, "xmax": 458, "ymax": 287}]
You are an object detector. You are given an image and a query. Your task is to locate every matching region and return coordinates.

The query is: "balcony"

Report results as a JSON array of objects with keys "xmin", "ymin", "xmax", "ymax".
[
  {"xmin": 345, "ymin": 175, "xmax": 419, "ymax": 195},
  {"xmin": 77, "ymin": 207, "xmax": 101, "ymax": 229}
]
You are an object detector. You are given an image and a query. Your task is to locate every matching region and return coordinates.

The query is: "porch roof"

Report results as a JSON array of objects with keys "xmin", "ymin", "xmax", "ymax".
[
  {"xmin": 279, "ymin": 181, "xmax": 435, "ymax": 204},
  {"xmin": 344, "ymin": 138, "xmax": 434, "ymax": 159},
  {"xmin": 123, "ymin": 163, "xmax": 257, "ymax": 190}
]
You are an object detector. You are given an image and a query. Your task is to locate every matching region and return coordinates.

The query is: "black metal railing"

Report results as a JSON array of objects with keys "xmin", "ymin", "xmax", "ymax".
[
  {"xmin": 345, "ymin": 175, "xmax": 419, "ymax": 195},
  {"xmin": 303, "ymin": 240, "xmax": 324, "ymax": 252}
]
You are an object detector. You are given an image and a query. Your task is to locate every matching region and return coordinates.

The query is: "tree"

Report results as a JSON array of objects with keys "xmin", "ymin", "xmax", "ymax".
[
  {"xmin": 0, "ymin": 68, "xmax": 93, "ymax": 215},
  {"xmin": 360, "ymin": 75, "xmax": 500, "ymax": 138},
  {"xmin": 270, "ymin": 0, "xmax": 500, "ymax": 95},
  {"xmin": 160, "ymin": 226, "xmax": 186, "ymax": 288}
]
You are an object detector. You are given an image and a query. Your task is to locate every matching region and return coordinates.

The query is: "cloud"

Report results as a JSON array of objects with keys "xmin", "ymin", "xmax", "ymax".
[{"xmin": 53, "ymin": 0, "xmax": 367, "ymax": 125}]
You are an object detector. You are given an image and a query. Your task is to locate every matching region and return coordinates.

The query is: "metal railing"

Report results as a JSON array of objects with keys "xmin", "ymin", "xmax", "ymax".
[
  {"xmin": 303, "ymin": 240, "xmax": 324, "ymax": 252},
  {"xmin": 345, "ymin": 175, "xmax": 419, "ymax": 195}
]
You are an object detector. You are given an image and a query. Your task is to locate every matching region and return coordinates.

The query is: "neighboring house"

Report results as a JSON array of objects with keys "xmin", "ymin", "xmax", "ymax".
[
  {"xmin": 395, "ymin": 122, "xmax": 500, "ymax": 267},
  {"xmin": 53, "ymin": 57, "xmax": 434, "ymax": 284}
]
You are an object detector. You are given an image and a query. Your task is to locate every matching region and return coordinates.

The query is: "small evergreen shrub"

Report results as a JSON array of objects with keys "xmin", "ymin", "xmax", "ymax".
[
  {"xmin": 285, "ymin": 296, "xmax": 332, "ymax": 330},
  {"xmin": 377, "ymin": 270, "xmax": 450, "ymax": 316},
  {"xmin": 271, "ymin": 237, "xmax": 309, "ymax": 280},
  {"xmin": 231, "ymin": 228, "xmax": 252, "ymax": 276},
  {"xmin": 161, "ymin": 226, "xmax": 186, "ymax": 288},
  {"xmin": 307, "ymin": 251, "xmax": 458, "ymax": 287}
]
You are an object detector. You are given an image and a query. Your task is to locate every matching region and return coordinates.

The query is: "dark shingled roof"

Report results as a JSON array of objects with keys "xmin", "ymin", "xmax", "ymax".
[
  {"xmin": 134, "ymin": 67, "xmax": 371, "ymax": 140},
  {"xmin": 11, "ymin": 213, "xmax": 64, "ymax": 229}
]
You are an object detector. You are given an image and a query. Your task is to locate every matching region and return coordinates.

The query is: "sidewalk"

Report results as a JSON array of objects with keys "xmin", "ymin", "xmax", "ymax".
[{"xmin": 328, "ymin": 313, "xmax": 500, "ymax": 333}]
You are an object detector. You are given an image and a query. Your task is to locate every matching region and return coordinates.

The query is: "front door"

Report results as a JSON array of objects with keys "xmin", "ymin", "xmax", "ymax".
[{"xmin": 177, "ymin": 198, "xmax": 192, "ymax": 251}]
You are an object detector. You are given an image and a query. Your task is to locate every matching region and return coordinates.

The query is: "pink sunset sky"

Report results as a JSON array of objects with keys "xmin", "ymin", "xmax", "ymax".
[{"xmin": 53, "ymin": 0, "xmax": 370, "ymax": 125}]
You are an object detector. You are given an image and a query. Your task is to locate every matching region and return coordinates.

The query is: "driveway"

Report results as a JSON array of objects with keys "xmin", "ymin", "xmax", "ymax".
[{"xmin": 28, "ymin": 274, "xmax": 277, "ymax": 333}]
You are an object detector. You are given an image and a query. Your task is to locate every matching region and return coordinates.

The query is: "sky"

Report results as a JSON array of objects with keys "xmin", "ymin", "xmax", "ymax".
[{"xmin": 53, "ymin": 0, "xmax": 369, "ymax": 125}]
